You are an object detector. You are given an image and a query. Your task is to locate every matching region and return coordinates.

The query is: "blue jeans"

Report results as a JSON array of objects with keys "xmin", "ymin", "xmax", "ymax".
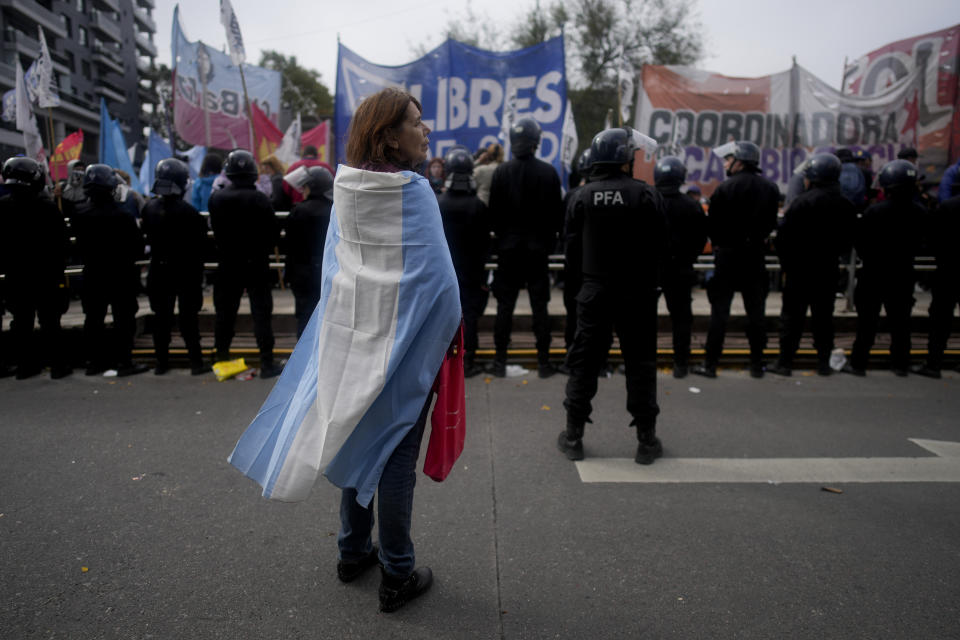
[{"xmin": 338, "ymin": 397, "xmax": 431, "ymax": 578}]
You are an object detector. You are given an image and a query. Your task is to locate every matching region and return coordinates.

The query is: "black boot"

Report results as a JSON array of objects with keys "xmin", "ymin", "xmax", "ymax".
[
  {"xmin": 378, "ymin": 567, "xmax": 433, "ymax": 613},
  {"xmin": 538, "ymin": 361, "xmax": 557, "ymax": 379},
  {"xmin": 635, "ymin": 427, "xmax": 663, "ymax": 465},
  {"xmin": 557, "ymin": 418, "xmax": 585, "ymax": 461},
  {"xmin": 691, "ymin": 362, "xmax": 717, "ymax": 378},
  {"xmin": 767, "ymin": 359, "xmax": 791, "ymax": 377},
  {"xmin": 489, "ymin": 353, "xmax": 507, "ymax": 378},
  {"xmin": 337, "ymin": 545, "xmax": 381, "ymax": 583},
  {"xmin": 154, "ymin": 353, "xmax": 169, "ymax": 375},
  {"xmin": 463, "ymin": 353, "xmax": 484, "ymax": 378},
  {"xmin": 260, "ymin": 359, "xmax": 284, "ymax": 379}
]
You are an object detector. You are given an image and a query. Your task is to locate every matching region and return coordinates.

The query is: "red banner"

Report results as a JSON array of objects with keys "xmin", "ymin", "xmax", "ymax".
[
  {"xmin": 251, "ymin": 101, "xmax": 283, "ymax": 163},
  {"xmin": 49, "ymin": 130, "xmax": 83, "ymax": 181},
  {"xmin": 301, "ymin": 121, "xmax": 331, "ymax": 164}
]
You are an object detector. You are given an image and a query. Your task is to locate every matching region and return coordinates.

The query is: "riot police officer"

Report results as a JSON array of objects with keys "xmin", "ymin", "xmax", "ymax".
[
  {"xmin": 844, "ymin": 160, "xmax": 926, "ymax": 376},
  {"xmin": 284, "ymin": 165, "xmax": 333, "ymax": 338},
  {"xmin": 72, "ymin": 164, "xmax": 148, "ymax": 376},
  {"xmin": 769, "ymin": 153, "xmax": 856, "ymax": 377},
  {"xmin": 691, "ymin": 141, "xmax": 780, "ymax": 378},
  {"xmin": 0, "ymin": 157, "xmax": 71, "ymax": 379},
  {"xmin": 559, "ymin": 128, "xmax": 667, "ymax": 464},
  {"xmin": 208, "ymin": 149, "xmax": 282, "ymax": 378},
  {"xmin": 654, "ymin": 155, "xmax": 707, "ymax": 378},
  {"xmin": 437, "ymin": 148, "xmax": 490, "ymax": 377},
  {"xmin": 488, "ymin": 117, "xmax": 563, "ymax": 378},
  {"xmin": 140, "ymin": 158, "xmax": 211, "ymax": 375}
]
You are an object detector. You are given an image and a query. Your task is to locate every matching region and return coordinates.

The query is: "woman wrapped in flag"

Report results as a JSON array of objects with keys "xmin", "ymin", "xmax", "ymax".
[{"xmin": 228, "ymin": 87, "xmax": 462, "ymax": 612}]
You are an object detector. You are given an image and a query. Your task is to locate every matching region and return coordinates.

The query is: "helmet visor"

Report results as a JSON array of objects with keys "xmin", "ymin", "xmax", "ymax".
[{"xmin": 712, "ymin": 141, "xmax": 738, "ymax": 159}]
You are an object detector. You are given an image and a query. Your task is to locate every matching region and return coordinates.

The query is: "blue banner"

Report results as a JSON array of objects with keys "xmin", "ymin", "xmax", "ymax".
[
  {"xmin": 99, "ymin": 98, "xmax": 142, "ymax": 193},
  {"xmin": 334, "ymin": 37, "xmax": 569, "ymax": 181}
]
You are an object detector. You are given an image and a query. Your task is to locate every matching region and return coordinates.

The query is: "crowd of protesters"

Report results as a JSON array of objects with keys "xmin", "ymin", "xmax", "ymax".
[{"xmin": 0, "ymin": 135, "xmax": 957, "ymax": 388}]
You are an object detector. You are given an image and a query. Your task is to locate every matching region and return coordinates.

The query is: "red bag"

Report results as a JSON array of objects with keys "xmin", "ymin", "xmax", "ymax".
[{"xmin": 424, "ymin": 325, "xmax": 466, "ymax": 482}]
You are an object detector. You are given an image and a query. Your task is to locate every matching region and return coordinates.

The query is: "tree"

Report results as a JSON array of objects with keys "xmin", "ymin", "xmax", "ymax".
[{"xmin": 258, "ymin": 50, "xmax": 334, "ymax": 126}]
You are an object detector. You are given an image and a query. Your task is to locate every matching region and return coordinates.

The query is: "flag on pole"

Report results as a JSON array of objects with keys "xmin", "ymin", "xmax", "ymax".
[
  {"xmin": 617, "ymin": 46, "xmax": 634, "ymax": 126},
  {"xmin": 301, "ymin": 120, "xmax": 331, "ymax": 164},
  {"xmin": 50, "ymin": 130, "xmax": 83, "ymax": 181},
  {"xmin": 250, "ymin": 101, "xmax": 283, "ymax": 163},
  {"xmin": 182, "ymin": 145, "xmax": 207, "ymax": 179},
  {"xmin": 138, "ymin": 129, "xmax": 174, "ymax": 195},
  {"xmin": 98, "ymin": 98, "xmax": 142, "ymax": 193},
  {"xmin": 1, "ymin": 90, "xmax": 15, "ymax": 123},
  {"xmin": 498, "ymin": 85, "xmax": 518, "ymax": 158},
  {"xmin": 35, "ymin": 26, "xmax": 61, "ymax": 108},
  {"xmin": 274, "ymin": 113, "xmax": 301, "ymax": 167},
  {"xmin": 219, "ymin": 0, "xmax": 246, "ymax": 67},
  {"xmin": 228, "ymin": 167, "xmax": 462, "ymax": 503},
  {"xmin": 560, "ymin": 99, "xmax": 578, "ymax": 177},
  {"xmin": 15, "ymin": 61, "xmax": 45, "ymax": 162}
]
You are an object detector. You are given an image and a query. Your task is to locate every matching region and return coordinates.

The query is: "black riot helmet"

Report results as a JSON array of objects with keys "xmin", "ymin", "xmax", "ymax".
[
  {"xmin": 877, "ymin": 159, "xmax": 918, "ymax": 193},
  {"xmin": 2, "ymin": 156, "xmax": 43, "ymax": 193},
  {"xmin": 577, "ymin": 148, "xmax": 593, "ymax": 176},
  {"xmin": 224, "ymin": 149, "xmax": 257, "ymax": 185},
  {"xmin": 82, "ymin": 163, "xmax": 118, "ymax": 196},
  {"xmin": 509, "ymin": 117, "xmax": 541, "ymax": 157},
  {"xmin": 590, "ymin": 127, "xmax": 658, "ymax": 171},
  {"xmin": 153, "ymin": 158, "xmax": 189, "ymax": 196},
  {"xmin": 302, "ymin": 165, "xmax": 334, "ymax": 200},
  {"xmin": 713, "ymin": 140, "xmax": 761, "ymax": 167},
  {"xmin": 443, "ymin": 148, "xmax": 477, "ymax": 193},
  {"xmin": 654, "ymin": 155, "xmax": 687, "ymax": 187},
  {"xmin": 803, "ymin": 153, "xmax": 842, "ymax": 185}
]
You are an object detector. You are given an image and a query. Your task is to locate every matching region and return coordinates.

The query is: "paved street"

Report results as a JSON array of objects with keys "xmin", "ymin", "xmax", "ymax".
[{"xmin": 2, "ymin": 369, "xmax": 959, "ymax": 639}]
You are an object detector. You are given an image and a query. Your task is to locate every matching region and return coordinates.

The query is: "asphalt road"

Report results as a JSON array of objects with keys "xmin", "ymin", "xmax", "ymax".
[{"xmin": 2, "ymin": 368, "xmax": 958, "ymax": 639}]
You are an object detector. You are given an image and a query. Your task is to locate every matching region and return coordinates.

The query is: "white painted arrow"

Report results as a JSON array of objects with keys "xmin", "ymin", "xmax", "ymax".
[{"xmin": 574, "ymin": 439, "xmax": 960, "ymax": 484}]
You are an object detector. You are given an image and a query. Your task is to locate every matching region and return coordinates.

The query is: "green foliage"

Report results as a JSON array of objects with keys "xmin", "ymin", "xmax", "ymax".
[{"xmin": 258, "ymin": 50, "xmax": 334, "ymax": 120}]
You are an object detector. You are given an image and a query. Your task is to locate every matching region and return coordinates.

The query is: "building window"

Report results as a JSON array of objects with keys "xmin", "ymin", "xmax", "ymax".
[
  {"xmin": 78, "ymin": 26, "xmax": 87, "ymax": 46},
  {"xmin": 60, "ymin": 15, "xmax": 71, "ymax": 38},
  {"xmin": 65, "ymin": 50, "xmax": 75, "ymax": 73},
  {"xmin": 82, "ymin": 60, "xmax": 91, "ymax": 80},
  {"xmin": 76, "ymin": 0, "xmax": 86, "ymax": 12}
]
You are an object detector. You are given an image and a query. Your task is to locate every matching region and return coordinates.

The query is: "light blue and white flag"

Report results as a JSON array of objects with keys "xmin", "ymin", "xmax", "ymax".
[{"xmin": 229, "ymin": 167, "xmax": 462, "ymax": 504}]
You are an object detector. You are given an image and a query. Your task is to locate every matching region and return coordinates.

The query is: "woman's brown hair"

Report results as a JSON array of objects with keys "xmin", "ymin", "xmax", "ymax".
[{"xmin": 345, "ymin": 88, "xmax": 422, "ymax": 168}]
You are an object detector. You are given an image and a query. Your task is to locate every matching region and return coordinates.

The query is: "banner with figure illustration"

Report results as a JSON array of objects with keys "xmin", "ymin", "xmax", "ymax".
[
  {"xmin": 171, "ymin": 4, "xmax": 281, "ymax": 150},
  {"xmin": 334, "ymin": 36, "xmax": 570, "ymax": 184},
  {"xmin": 634, "ymin": 40, "xmax": 958, "ymax": 195}
]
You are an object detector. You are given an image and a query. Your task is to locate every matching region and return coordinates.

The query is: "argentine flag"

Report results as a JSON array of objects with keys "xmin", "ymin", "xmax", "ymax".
[{"xmin": 229, "ymin": 166, "xmax": 461, "ymax": 504}]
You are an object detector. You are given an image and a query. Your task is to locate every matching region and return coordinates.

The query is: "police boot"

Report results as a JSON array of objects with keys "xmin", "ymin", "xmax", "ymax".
[
  {"xmin": 557, "ymin": 417, "xmax": 585, "ymax": 461},
  {"xmin": 117, "ymin": 362, "xmax": 150, "ymax": 377},
  {"xmin": 538, "ymin": 357, "xmax": 557, "ymax": 379},
  {"xmin": 767, "ymin": 359, "xmax": 791, "ymax": 377},
  {"xmin": 635, "ymin": 425, "xmax": 663, "ymax": 465},
  {"xmin": 188, "ymin": 344, "xmax": 212, "ymax": 375},
  {"xmin": 260, "ymin": 355, "xmax": 284, "ymax": 379},
  {"xmin": 463, "ymin": 352, "xmax": 484, "ymax": 378},
  {"xmin": 691, "ymin": 361, "xmax": 717, "ymax": 378},
  {"xmin": 154, "ymin": 350, "xmax": 170, "ymax": 376},
  {"xmin": 910, "ymin": 363, "xmax": 941, "ymax": 379},
  {"xmin": 489, "ymin": 352, "xmax": 507, "ymax": 378}
]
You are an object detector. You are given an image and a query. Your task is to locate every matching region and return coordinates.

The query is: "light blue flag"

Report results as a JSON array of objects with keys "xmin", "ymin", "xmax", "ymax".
[
  {"xmin": 139, "ymin": 129, "xmax": 174, "ymax": 194},
  {"xmin": 228, "ymin": 167, "xmax": 462, "ymax": 504},
  {"xmin": 98, "ymin": 98, "xmax": 142, "ymax": 193},
  {"xmin": 182, "ymin": 145, "xmax": 206, "ymax": 179}
]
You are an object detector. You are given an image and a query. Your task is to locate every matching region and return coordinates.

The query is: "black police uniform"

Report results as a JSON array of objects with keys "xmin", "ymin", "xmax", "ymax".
[
  {"xmin": 775, "ymin": 183, "xmax": 856, "ymax": 370},
  {"xmin": 561, "ymin": 182, "xmax": 585, "ymax": 349},
  {"xmin": 702, "ymin": 167, "xmax": 780, "ymax": 371},
  {"xmin": 0, "ymin": 191, "xmax": 70, "ymax": 377},
  {"xmin": 657, "ymin": 184, "xmax": 707, "ymax": 372},
  {"xmin": 488, "ymin": 154, "xmax": 563, "ymax": 367},
  {"xmin": 917, "ymin": 194, "xmax": 960, "ymax": 374},
  {"xmin": 140, "ymin": 196, "xmax": 209, "ymax": 371},
  {"xmin": 284, "ymin": 193, "xmax": 331, "ymax": 338},
  {"xmin": 849, "ymin": 194, "xmax": 926, "ymax": 373},
  {"xmin": 438, "ymin": 182, "xmax": 490, "ymax": 369},
  {"xmin": 208, "ymin": 183, "xmax": 279, "ymax": 364},
  {"xmin": 564, "ymin": 170, "xmax": 667, "ymax": 441},
  {"xmin": 72, "ymin": 195, "xmax": 145, "ymax": 374}
]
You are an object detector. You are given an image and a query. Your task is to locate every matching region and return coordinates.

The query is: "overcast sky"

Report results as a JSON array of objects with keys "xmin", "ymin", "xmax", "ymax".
[{"xmin": 155, "ymin": 0, "xmax": 958, "ymax": 91}]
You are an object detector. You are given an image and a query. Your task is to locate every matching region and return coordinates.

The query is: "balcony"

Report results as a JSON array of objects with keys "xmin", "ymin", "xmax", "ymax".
[
  {"xmin": 133, "ymin": 7, "xmax": 156, "ymax": 34},
  {"xmin": 92, "ymin": 0, "xmax": 121, "ymax": 12},
  {"xmin": 3, "ymin": 29, "xmax": 70, "ymax": 75},
  {"xmin": 138, "ymin": 86, "xmax": 158, "ymax": 104},
  {"xmin": 136, "ymin": 0, "xmax": 155, "ymax": 9},
  {"xmin": 136, "ymin": 57, "xmax": 151, "ymax": 74},
  {"xmin": 95, "ymin": 83, "xmax": 126, "ymax": 105},
  {"xmin": 0, "ymin": 0, "xmax": 68, "ymax": 39},
  {"xmin": 134, "ymin": 32, "xmax": 157, "ymax": 58},
  {"xmin": 92, "ymin": 52, "xmax": 124, "ymax": 75},
  {"xmin": 91, "ymin": 10, "xmax": 122, "ymax": 43}
]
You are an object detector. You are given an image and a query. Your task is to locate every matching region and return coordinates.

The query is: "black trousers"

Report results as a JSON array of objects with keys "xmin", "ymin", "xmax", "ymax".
[
  {"xmin": 214, "ymin": 262, "xmax": 274, "ymax": 360},
  {"xmin": 492, "ymin": 248, "xmax": 551, "ymax": 360},
  {"xmin": 5, "ymin": 277, "xmax": 66, "ymax": 371},
  {"xmin": 850, "ymin": 272, "xmax": 914, "ymax": 370},
  {"xmin": 661, "ymin": 268, "xmax": 696, "ymax": 367},
  {"xmin": 148, "ymin": 264, "xmax": 204, "ymax": 364},
  {"xmin": 460, "ymin": 283, "xmax": 489, "ymax": 356},
  {"xmin": 82, "ymin": 268, "xmax": 140, "ymax": 369},
  {"xmin": 778, "ymin": 270, "xmax": 837, "ymax": 365},
  {"xmin": 564, "ymin": 284, "xmax": 660, "ymax": 430},
  {"xmin": 563, "ymin": 269, "xmax": 581, "ymax": 349},
  {"xmin": 289, "ymin": 263, "xmax": 323, "ymax": 339},
  {"xmin": 925, "ymin": 272, "xmax": 959, "ymax": 370},
  {"xmin": 704, "ymin": 248, "xmax": 768, "ymax": 365}
]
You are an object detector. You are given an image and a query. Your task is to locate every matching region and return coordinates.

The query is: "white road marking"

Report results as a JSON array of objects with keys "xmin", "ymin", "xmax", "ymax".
[{"xmin": 574, "ymin": 439, "xmax": 960, "ymax": 484}]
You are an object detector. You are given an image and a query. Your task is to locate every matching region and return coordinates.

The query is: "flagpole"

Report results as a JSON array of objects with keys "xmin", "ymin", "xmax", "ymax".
[
  {"xmin": 45, "ymin": 107, "xmax": 61, "ymax": 210},
  {"xmin": 239, "ymin": 63, "xmax": 256, "ymax": 156},
  {"xmin": 198, "ymin": 42, "xmax": 212, "ymax": 148}
]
